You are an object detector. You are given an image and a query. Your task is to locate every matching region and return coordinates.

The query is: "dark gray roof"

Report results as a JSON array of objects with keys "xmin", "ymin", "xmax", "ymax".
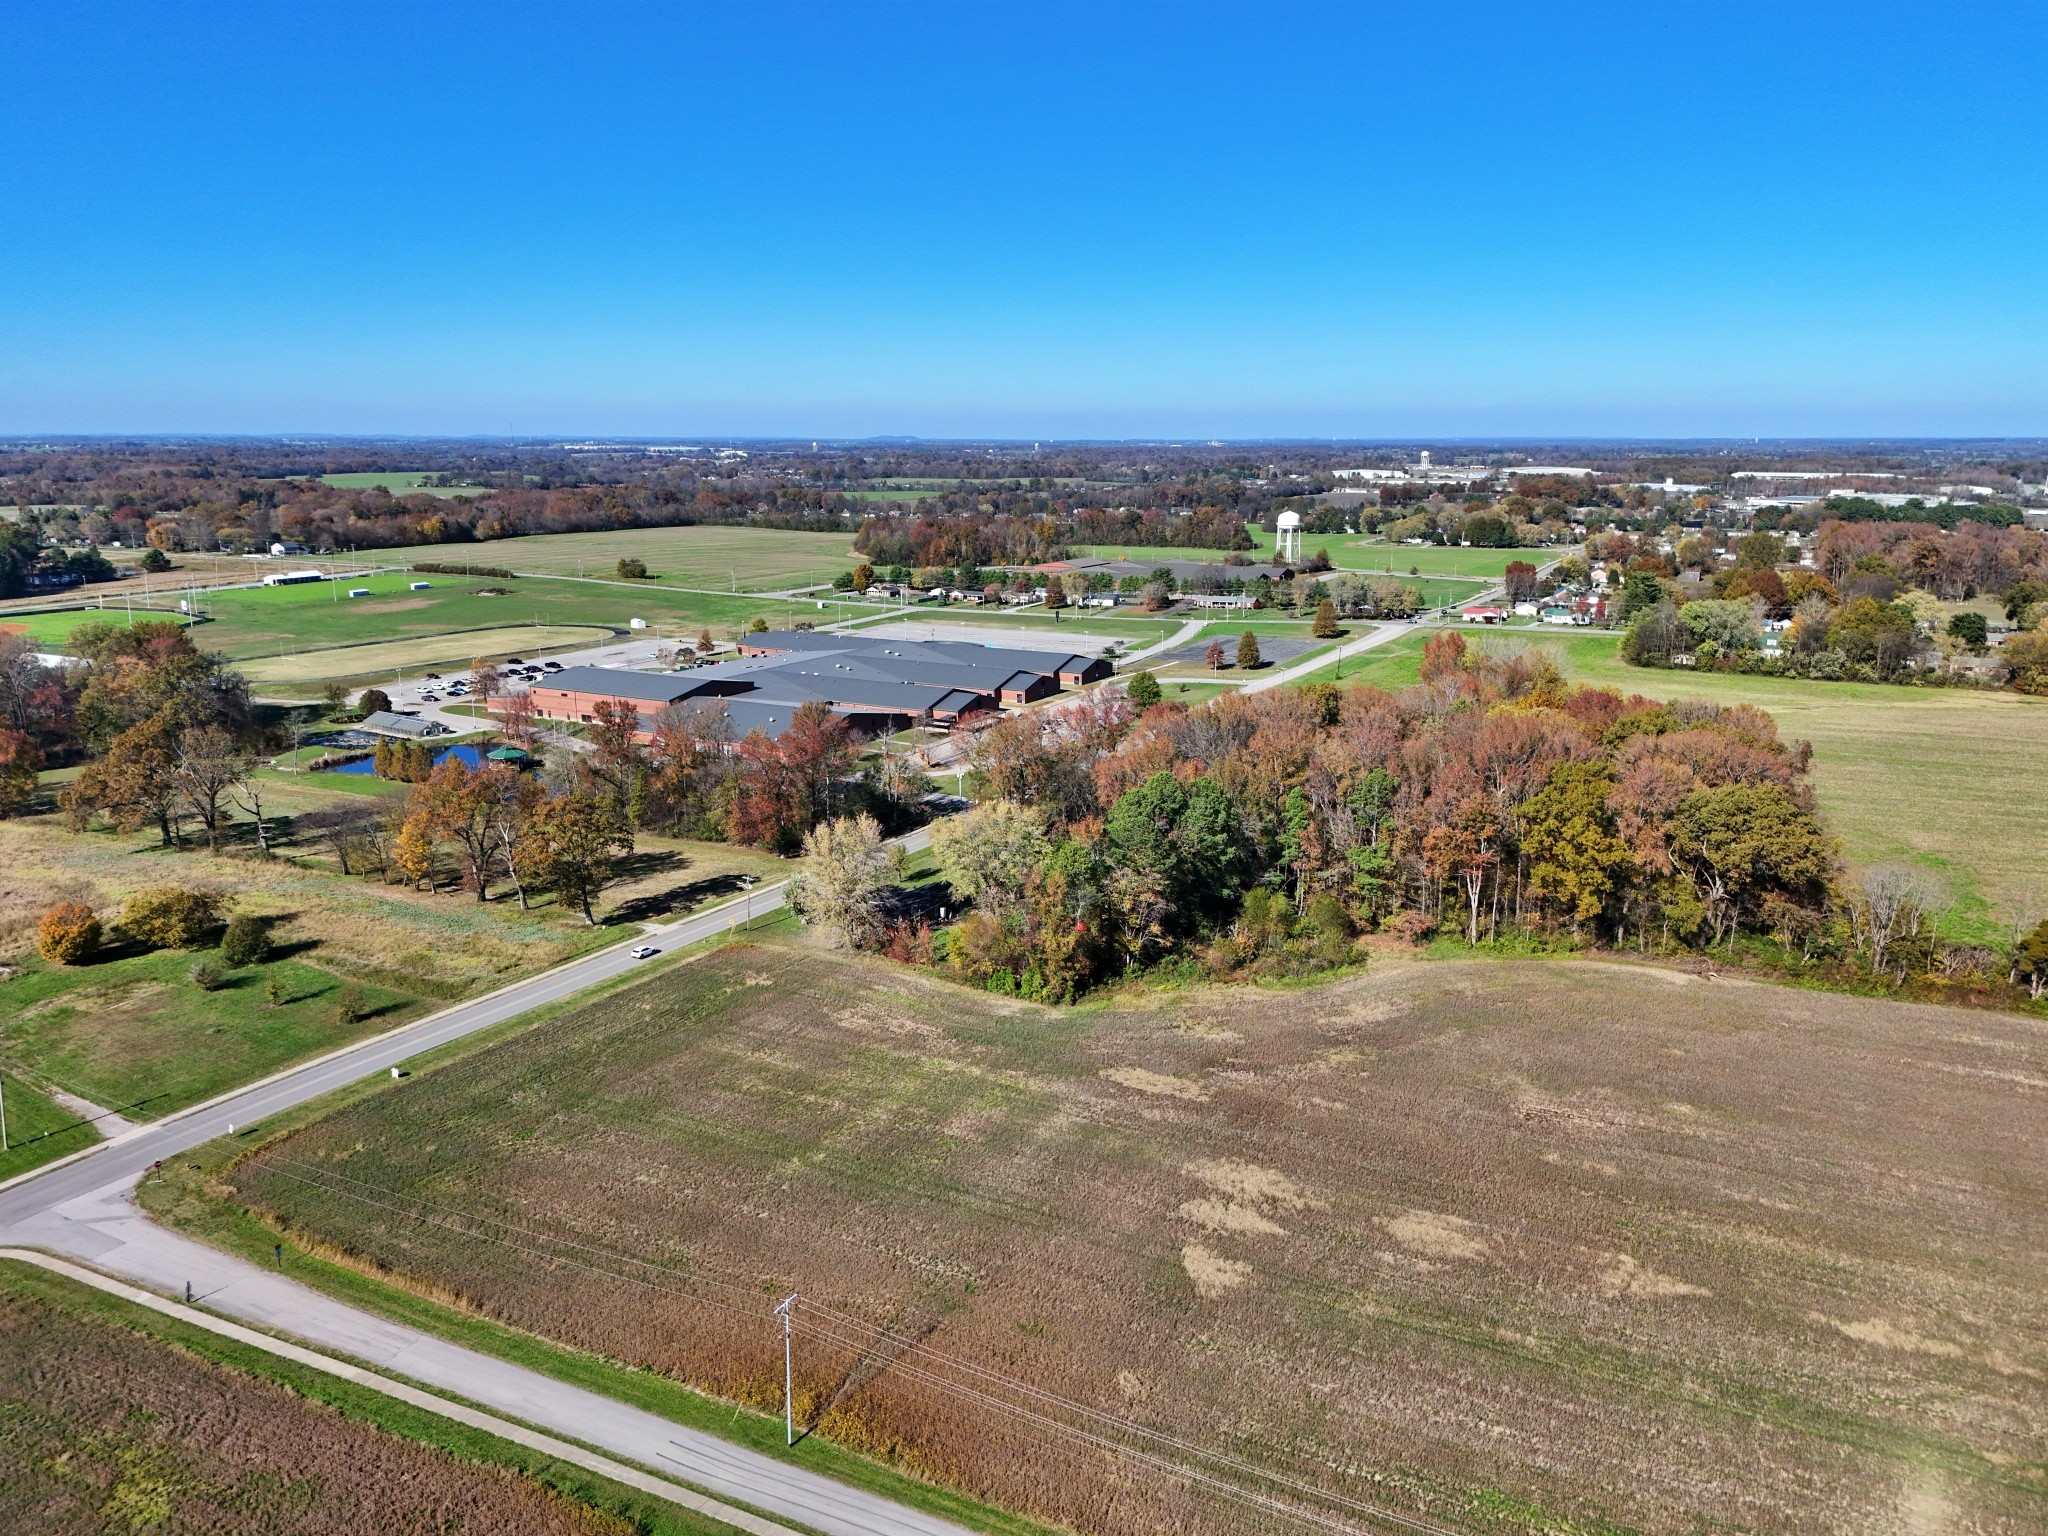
[{"xmin": 541, "ymin": 666, "xmax": 699, "ymax": 704}]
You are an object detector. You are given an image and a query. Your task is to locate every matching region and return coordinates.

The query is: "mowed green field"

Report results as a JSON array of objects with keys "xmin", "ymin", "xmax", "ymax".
[
  {"xmin": 215, "ymin": 942, "xmax": 2048, "ymax": 1536},
  {"xmin": 0, "ymin": 605, "xmax": 192, "ymax": 645},
  {"xmin": 465, "ymin": 525, "xmax": 859, "ymax": 591},
  {"xmin": 319, "ymin": 471, "xmax": 488, "ymax": 498},
  {"xmin": 1244, "ymin": 526, "xmax": 1534, "ymax": 578},
  {"xmin": 161, "ymin": 570, "xmax": 865, "ymax": 682},
  {"xmin": 1321, "ymin": 628, "xmax": 2048, "ymax": 931}
]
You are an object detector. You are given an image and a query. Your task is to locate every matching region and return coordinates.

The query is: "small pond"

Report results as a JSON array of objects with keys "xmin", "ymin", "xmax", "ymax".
[{"xmin": 325, "ymin": 743, "xmax": 485, "ymax": 775}]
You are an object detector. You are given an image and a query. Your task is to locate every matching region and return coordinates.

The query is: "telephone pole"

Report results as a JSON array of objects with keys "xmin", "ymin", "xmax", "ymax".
[{"xmin": 774, "ymin": 1293, "xmax": 798, "ymax": 1445}]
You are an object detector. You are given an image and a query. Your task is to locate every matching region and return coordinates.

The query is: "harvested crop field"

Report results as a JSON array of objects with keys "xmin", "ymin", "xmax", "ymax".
[
  {"xmin": 0, "ymin": 1275, "xmax": 624, "ymax": 1535},
  {"xmin": 228, "ymin": 944, "xmax": 2048, "ymax": 1536},
  {"xmin": 236, "ymin": 623, "xmax": 612, "ymax": 683}
]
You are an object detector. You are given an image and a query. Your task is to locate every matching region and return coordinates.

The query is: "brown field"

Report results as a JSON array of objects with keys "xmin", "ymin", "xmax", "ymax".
[
  {"xmin": 228, "ymin": 943, "xmax": 2048, "ymax": 1536},
  {"xmin": 0, "ymin": 1281, "xmax": 624, "ymax": 1535}
]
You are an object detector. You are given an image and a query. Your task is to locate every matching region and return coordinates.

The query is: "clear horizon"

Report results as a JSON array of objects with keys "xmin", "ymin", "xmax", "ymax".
[{"xmin": 4, "ymin": 2, "xmax": 2043, "ymax": 439}]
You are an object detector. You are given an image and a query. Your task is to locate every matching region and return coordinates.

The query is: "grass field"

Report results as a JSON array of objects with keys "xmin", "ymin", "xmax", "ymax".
[
  {"xmin": 0, "ymin": 605, "xmax": 191, "ymax": 645},
  {"xmin": 462, "ymin": 526, "xmax": 858, "ymax": 591},
  {"xmin": 216, "ymin": 941, "xmax": 2048, "ymax": 1536},
  {"xmin": 236, "ymin": 623, "xmax": 614, "ymax": 683},
  {"xmin": 0, "ymin": 1074, "xmax": 101, "ymax": 1182},
  {"xmin": 138, "ymin": 569, "xmax": 857, "ymax": 689},
  {"xmin": 0, "ymin": 1264, "xmax": 647, "ymax": 1535},
  {"xmin": 1304, "ymin": 627, "xmax": 2048, "ymax": 932},
  {"xmin": 1245, "ymin": 527, "xmax": 1536, "ymax": 579},
  {"xmin": 1, "ymin": 949, "xmax": 417, "ymax": 1120},
  {"xmin": 319, "ymin": 470, "xmax": 489, "ymax": 498}
]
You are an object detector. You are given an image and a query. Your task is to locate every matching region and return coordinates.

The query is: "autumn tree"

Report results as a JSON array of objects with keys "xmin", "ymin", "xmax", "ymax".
[
  {"xmin": 788, "ymin": 813, "xmax": 893, "ymax": 948},
  {"xmin": 1521, "ymin": 762, "xmax": 1630, "ymax": 931},
  {"xmin": 171, "ymin": 724, "xmax": 250, "ymax": 853},
  {"xmin": 38, "ymin": 901, "xmax": 100, "ymax": 964},
  {"xmin": 1236, "ymin": 631, "xmax": 1262, "ymax": 670},
  {"xmin": 929, "ymin": 800, "xmax": 1049, "ymax": 918},
  {"xmin": 520, "ymin": 792, "xmax": 632, "ymax": 923},
  {"xmin": 1666, "ymin": 784, "xmax": 1834, "ymax": 946},
  {"xmin": 1311, "ymin": 598, "xmax": 1340, "ymax": 638}
]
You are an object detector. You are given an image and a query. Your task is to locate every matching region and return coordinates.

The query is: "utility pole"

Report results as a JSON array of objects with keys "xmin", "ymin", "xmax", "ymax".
[{"xmin": 774, "ymin": 1293, "xmax": 798, "ymax": 1445}]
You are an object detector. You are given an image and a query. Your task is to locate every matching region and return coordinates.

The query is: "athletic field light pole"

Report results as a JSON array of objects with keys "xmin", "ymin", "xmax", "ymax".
[{"xmin": 774, "ymin": 1293, "xmax": 798, "ymax": 1445}]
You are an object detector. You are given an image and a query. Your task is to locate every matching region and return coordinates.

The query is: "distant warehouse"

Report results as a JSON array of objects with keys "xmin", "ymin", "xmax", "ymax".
[{"xmin": 510, "ymin": 632, "xmax": 1112, "ymax": 742}]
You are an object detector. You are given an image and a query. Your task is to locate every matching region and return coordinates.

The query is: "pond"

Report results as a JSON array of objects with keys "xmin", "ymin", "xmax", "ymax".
[{"xmin": 326, "ymin": 743, "xmax": 486, "ymax": 775}]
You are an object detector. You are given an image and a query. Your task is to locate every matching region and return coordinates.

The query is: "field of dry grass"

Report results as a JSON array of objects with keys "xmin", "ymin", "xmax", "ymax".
[
  {"xmin": 0, "ymin": 1277, "xmax": 626, "ymax": 1534},
  {"xmin": 224, "ymin": 941, "xmax": 2048, "ymax": 1536}
]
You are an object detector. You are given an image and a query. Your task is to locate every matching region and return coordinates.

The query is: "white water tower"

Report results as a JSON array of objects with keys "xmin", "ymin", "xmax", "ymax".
[{"xmin": 1275, "ymin": 509, "xmax": 1303, "ymax": 564}]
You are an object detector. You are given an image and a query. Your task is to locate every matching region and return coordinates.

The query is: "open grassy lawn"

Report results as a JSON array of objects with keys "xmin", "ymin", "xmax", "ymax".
[
  {"xmin": 1, "ymin": 950, "xmax": 418, "ymax": 1120},
  {"xmin": 464, "ymin": 525, "xmax": 858, "ymax": 591},
  {"xmin": 319, "ymin": 470, "xmax": 489, "ymax": 498},
  {"xmin": 0, "ymin": 1263, "xmax": 659, "ymax": 1536},
  {"xmin": 0, "ymin": 605, "xmax": 192, "ymax": 645},
  {"xmin": 211, "ymin": 941, "xmax": 2048, "ymax": 1536},
  {"xmin": 1305, "ymin": 628, "xmax": 2048, "ymax": 932},
  {"xmin": 148, "ymin": 570, "xmax": 853, "ymax": 689},
  {"xmin": 1260, "ymin": 530, "xmax": 1534, "ymax": 579},
  {"xmin": 0, "ymin": 1074, "xmax": 101, "ymax": 1183}
]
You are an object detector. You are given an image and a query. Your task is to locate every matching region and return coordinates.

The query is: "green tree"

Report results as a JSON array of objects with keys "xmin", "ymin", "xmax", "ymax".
[
  {"xmin": 220, "ymin": 913, "xmax": 269, "ymax": 967},
  {"xmin": 1617, "ymin": 571, "xmax": 1668, "ymax": 622},
  {"xmin": 616, "ymin": 556, "xmax": 648, "ymax": 579},
  {"xmin": 265, "ymin": 969, "xmax": 290, "ymax": 1008},
  {"xmin": 138, "ymin": 546, "xmax": 172, "ymax": 573},
  {"xmin": 1236, "ymin": 631, "xmax": 1262, "ymax": 670},
  {"xmin": 1124, "ymin": 669, "xmax": 1162, "ymax": 708},
  {"xmin": 1103, "ymin": 772, "xmax": 1244, "ymax": 947},
  {"xmin": 1827, "ymin": 597, "xmax": 1919, "ymax": 673},
  {"xmin": 358, "ymin": 688, "xmax": 392, "ymax": 716},
  {"xmin": 1666, "ymin": 784, "xmax": 1834, "ymax": 946},
  {"xmin": 1023, "ymin": 839, "xmax": 1115, "ymax": 1001},
  {"xmin": 1946, "ymin": 611, "xmax": 1988, "ymax": 649},
  {"xmin": 1521, "ymin": 762, "xmax": 1631, "ymax": 929},
  {"xmin": 929, "ymin": 800, "xmax": 1050, "ymax": 918},
  {"xmin": 2016, "ymin": 918, "xmax": 2048, "ymax": 1000}
]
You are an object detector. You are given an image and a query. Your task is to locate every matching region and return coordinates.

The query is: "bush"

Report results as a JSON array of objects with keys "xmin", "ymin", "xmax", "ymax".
[
  {"xmin": 616, "ymin": 557, "xmax": 649, "ymax": 580},
  {"xmin": 119, "ymin": 887, "xmax": 222, "ymax": 949},
  {"xmin": 334, "ymin": 983, "xmax": 367, "ymax": 1025},
  {"xmin": 138, "ymin": 547, "xmax": 172, "ymax": 573},
  {"xmin": 264, "ymin": 970, "xmax": 290, "ymax": 1008},
  {"xmin": 1124, "ymin": 670, "xmax": 1162, "ymax": 708},
  {"xmin": 189, "ymin": 959, "xmax": 227, "ymax": 991},
  {"xmin": 220, "ymin": 913, "xmax": 269, "ymax": 967},
  {"xmin": 412, "ymin": 561, "xmax": 515, "ymax": 579},
  {"xmin": 37, "ymin": 901, "xmax": 100, "ymax": 965}
]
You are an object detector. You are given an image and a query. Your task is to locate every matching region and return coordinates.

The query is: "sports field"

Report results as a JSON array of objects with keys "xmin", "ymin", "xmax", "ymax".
[
  {"xmin": 0, "ymin": 605, "xmax": 190, "ymax": 645},
  {"xmin": 236, "ymin": 623, "xmax": 613, "ymax": 683},
  {"xmin": 146, "ymin": 570, "xmax": 849, "ymax": 681},
  {"xmin": 467, "ymin": 525, "xmax": 858, "ymax": 591},
  {"xmin": 1320, "ymin": 628, "xmax": 2048, "ymax": 932},
  {"xmin": 219, "ymin": 942, "xmax": 2048, "ymax": 1536}
]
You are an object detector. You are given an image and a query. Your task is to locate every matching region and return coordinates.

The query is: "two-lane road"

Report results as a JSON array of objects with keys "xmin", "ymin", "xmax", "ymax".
[{"xmin": 0, "ymin": 828, "xmax": 969, "ymax": 1536}]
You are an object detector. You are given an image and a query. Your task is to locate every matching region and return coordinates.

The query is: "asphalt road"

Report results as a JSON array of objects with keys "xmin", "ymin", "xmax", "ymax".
[{"xmin": 0, "ymin": 828, "xmax": 965, "ymax": 1536}]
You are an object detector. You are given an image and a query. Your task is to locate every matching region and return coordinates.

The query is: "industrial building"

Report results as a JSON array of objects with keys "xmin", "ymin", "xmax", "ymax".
[{"xmin": 511, "ymin": 632, "xmax": 1114, "ymax": 742}]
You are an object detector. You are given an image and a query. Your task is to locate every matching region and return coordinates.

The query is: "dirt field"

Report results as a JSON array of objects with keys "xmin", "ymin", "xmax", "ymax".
[
  {"xmin": 0, "ymin": 1276, "xmax": 625, "ymax": 1534},
  {"xmin": 236, "ymin": 623, "xmax": 613, "ymax": 682},
  {"xmin": 226, "ymin": 942, "xmax": 2048, "ymax": 1536}
]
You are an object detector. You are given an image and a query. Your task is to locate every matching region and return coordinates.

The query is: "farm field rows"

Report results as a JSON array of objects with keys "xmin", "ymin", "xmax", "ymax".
[
  {"xmin": 458, "ymin": 525, "xmax": 858, "ymax": 591},
  {"xmin": 218, "ymin": 941, "xmax": 2048, "ymax": 1536},
  {"xmin": 1311, "ymin": 628, "xmax": 2048, "ymax": 930},
  {"xmin": 0, "ymin": 1264, "xmax": 638, "ymax": 1535}
]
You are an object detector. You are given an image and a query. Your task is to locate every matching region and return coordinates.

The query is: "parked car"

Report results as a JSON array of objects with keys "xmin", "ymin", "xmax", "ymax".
[{"xmin": 419, "ymin": 692, "xmax": 440, "ymax": 702}]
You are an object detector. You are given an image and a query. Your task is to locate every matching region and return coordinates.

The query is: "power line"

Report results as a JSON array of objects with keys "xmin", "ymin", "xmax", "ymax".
[{"xmin": 256, "ymin": 1159, "xmax": 1459, "ymax": 1536}]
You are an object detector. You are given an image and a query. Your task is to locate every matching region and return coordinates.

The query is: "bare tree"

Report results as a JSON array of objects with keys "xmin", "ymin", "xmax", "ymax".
[
  {"xmin": 1847, "ymin": 867, "xmax": 1942, "ymax": 980},
  {"xmin": 172, "ymin": 725, "xmax": 251, "ymax": 854}
]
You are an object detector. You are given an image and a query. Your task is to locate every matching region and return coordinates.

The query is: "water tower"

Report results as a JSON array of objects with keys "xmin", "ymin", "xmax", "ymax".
[{"xmin": 1275, "ymin": 509, "xmax": 1303, "ymax": 564}]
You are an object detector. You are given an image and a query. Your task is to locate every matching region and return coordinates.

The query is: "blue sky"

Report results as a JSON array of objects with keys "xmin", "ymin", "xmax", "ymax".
[{"xmin": 2, "ymin": 2, "xmax": 2043, "ymax": 439}]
